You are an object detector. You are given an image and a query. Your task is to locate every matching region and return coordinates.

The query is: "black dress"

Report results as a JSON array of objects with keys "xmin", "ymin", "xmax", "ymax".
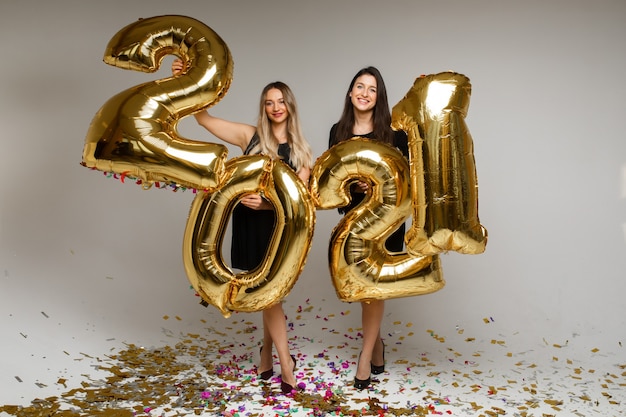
[
  {"xmin": 231, "ymin": 134, "xmax": 295, "ymax": 270},
  {"xmin": 328, "ymin": 124, "xmax": 409, "ymax": 252}
]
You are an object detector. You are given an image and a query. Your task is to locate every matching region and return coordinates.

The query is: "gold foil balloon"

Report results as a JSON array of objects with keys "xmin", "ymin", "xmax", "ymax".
[
  {"xmin": 311, "ymin": 138, "xmax": 443, "ymax": 302},
  {"xmin": 82, "ymin": 15, "xmax": 233, "ymax": 191},
  {"xmin": 183, "ymin": 155, "xmax": 316, "ymax": 317},
  {"xmin": 392, "ymin": 72, "xmax": 488, "ymax": 255}
]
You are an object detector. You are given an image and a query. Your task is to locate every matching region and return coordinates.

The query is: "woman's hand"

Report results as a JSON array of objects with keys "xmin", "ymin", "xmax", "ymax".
[
  {"xmin": 240, "ymin": 194, "xmax": 271, "ymax": 210},
  {"xmin": 171, "ymin": 58, "xmax": 186, "ymax": 76},
  {"xmin": 355, "ymin": 181, "xmax": 369, "ymax": 192}
]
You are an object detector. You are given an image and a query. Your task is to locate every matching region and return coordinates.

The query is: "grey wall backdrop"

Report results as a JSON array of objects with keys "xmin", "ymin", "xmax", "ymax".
[{"xmin": 1, "ymin": 0, "xmax": 625, "ymax": 394}]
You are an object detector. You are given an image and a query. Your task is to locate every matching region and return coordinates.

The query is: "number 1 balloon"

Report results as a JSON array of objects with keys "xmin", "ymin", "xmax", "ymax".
[
  {"xmin": 392, "ymin": 72, "xmax": 488, "ymax": 256},
  {"xmin": 82, "ymin": 15, "xmax": 233, "ymax": 191}
]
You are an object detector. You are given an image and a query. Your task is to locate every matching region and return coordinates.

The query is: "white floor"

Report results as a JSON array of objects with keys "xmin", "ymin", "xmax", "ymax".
[{"xmin": 1, "ymin": 285, "xmax": 624, "ymax": 417}]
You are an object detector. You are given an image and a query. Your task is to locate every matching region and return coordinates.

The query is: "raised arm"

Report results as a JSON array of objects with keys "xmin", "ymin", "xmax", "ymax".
[{"xmin": 194, "ymin": 111, "xmax": 256, "ymax": 151}]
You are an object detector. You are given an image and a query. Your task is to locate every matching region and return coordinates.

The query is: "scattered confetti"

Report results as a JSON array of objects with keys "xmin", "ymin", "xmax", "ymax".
[{"xmin": 1, "ymin": 300, "xmax": 624, "ymax": 416}]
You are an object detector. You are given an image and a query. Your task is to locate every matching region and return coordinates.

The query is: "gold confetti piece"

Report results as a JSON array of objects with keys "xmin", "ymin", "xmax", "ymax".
[
  {"xmin": 163, "ymin": 315, "xmax": 169, "ymax": 320},
  {"xmin": 407, "ymin": 332, "xmax": 414, "ymax": 336},
  {"xmin": 406, "ymin": 322, "xmax": 413, "ymax": 327},
  {"xmin": 57, "ymin": 378, "xmax": 67, "ymax": 387},
  {"xmin": 175, "ymin": 316, "xmax": 182, "ymax": 321},
  {"xmin": 483, "ymin": 318, "xmax": 490, "ymax": 324},
  {"xmin": 506, "ymin": 352, "xmax": 512, "ymax": 357},
  {"xmin": 105, "ymin": 276, "xmax": 114, "ymax": 280},
  {"xmin": 591, "ymin": 347, "xmax": 599, "ymax": 352},
  {"xmin": 469, "ymin": 402, "xmax": 483, "ymax": 410},
  {"xmin": 465, "ymin": 337, "xmax": 475, "ymax": 342},
  {"xmin": 552, "ymin": 356, "xmax": 558, "ymax": 361},
  {"xmin": 553, "ymin": 344, "xmax": 562, "ymax": 348}
]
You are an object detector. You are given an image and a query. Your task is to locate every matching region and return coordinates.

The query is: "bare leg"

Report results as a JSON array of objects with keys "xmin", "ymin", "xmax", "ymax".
[
  {"xmin": 262, "ymin": 302, "xmax": 296, "ymax": 387},
  {"xmin": 356, "ymin": 299, "xmax": 385, "ymax": 381},
  {"xmin": 259, "ymin": 312, "xmax": 274, "ymax": 374}
]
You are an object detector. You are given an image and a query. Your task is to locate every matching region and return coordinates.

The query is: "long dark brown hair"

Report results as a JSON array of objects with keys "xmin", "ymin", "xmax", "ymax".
[{"xmin": 330, "ymin": 66, "xmax": 394, "ymax": 146}]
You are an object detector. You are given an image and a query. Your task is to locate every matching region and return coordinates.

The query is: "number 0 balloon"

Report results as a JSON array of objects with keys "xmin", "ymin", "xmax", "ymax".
[{"xmin": 183, "ymin": 156, "xmax": 316, "ymax": 317}]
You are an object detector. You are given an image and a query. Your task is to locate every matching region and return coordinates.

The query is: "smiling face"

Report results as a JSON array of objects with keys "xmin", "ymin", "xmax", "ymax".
[
  {"xmin": 264, "ymin": 88, "xmax": 289, "ymax": 124},
  {"xmin": 350, "ymin": 74, "xmax": 378, "ymax": 113}
]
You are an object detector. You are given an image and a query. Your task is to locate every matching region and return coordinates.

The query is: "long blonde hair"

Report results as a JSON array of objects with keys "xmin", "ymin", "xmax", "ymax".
[{"xmin": 252, "ymin": 82, "xmax": 312, "ymax": 172}]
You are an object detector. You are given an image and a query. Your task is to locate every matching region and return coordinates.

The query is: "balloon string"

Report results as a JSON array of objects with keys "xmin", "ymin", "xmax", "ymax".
[{"xmin": 96, "ymin": 169, "xmax": 196, "ymax": 193}]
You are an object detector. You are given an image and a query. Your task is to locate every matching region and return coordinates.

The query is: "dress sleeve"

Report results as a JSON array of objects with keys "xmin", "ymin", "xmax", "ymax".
[
  {"xmin": 328, "ymin": 123, "xmax": 338, "ymax": 149},
  {"xmin": 394, "ymin": 130, "xmax": 409, "ymax": 159}
]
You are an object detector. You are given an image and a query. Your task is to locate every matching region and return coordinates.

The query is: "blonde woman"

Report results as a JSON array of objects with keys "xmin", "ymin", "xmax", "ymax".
[{"xmin": 173, "ymin": 59, "xmax": 312, "ymax": 394}]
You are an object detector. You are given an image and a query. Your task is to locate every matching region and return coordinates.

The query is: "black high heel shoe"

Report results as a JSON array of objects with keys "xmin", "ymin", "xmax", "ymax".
[
  {"xmin": 354, "ymin": 353, "xmax": 371, "ymax": 390},
  {"xmin": 280, "ymin": 355, "xmax": 299, "ymax": 394},
  {"xmin": 370, "ymin": 339, "xmax": 385, "ymax": 375},
  {"xmin": 258, "ymin": 347, "xmax": 274, "ymax": 380}
]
